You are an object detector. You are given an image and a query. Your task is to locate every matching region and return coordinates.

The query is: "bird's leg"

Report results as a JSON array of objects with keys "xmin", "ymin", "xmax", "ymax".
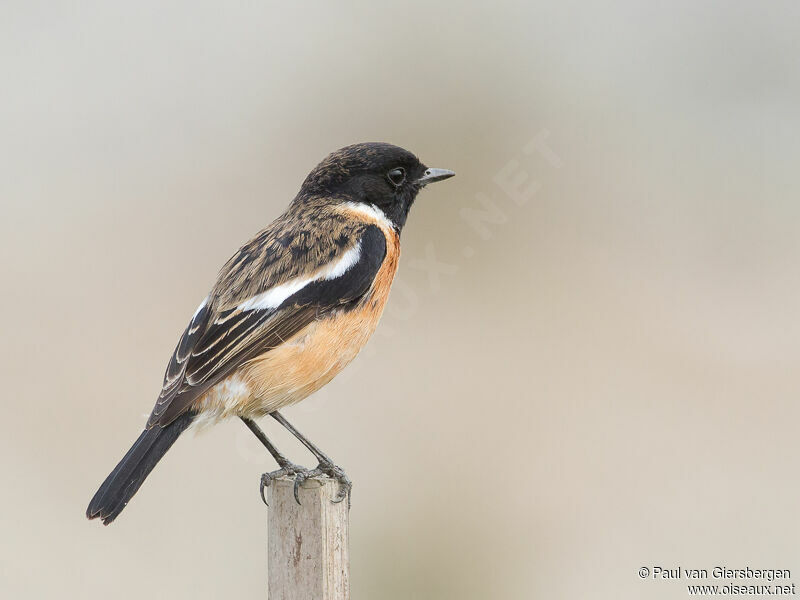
[
  {"xmin": 241, "ymin": 417, "xmax": 293, "ymax": 466},
  {"xmin": 270, "ymin": 411, "xmax": 352, "ymax": 507},
  {"xmin": 270, "ymin": 411, "xmax": 333, "ymax": 464},
  {"xmin": 239, "ymin": 417, "xmax": 309, "ymax": 505}
]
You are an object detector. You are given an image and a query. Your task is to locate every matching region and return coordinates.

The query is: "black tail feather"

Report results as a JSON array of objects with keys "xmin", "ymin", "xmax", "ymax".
[{"xmin": 86, "ymin": 411, "xmax": 195, "ymax": 525}]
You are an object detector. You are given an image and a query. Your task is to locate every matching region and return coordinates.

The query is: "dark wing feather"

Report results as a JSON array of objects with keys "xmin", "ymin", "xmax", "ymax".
[
  {"xmin": 154, "ymin": 300, "xmax": 211, "ymax": 411},
  {"xmin": 146, "ymin": 223, "xmax": 387, "ymax": 428}
]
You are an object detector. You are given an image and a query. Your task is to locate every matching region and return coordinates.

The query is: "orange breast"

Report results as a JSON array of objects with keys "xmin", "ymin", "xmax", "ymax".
[
  {"xmin": 194, "ymin": 224, "xmax": 401, "ymax": 421},
  {"xmin": 241, "ymin": 227, "xmax": 399, "ymax": 415}
]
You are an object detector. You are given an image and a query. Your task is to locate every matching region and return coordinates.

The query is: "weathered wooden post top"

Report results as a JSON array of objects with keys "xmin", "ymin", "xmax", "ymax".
[{"xmin": 266, "ymin": 477, "xmax": 350, "ymax": 600}]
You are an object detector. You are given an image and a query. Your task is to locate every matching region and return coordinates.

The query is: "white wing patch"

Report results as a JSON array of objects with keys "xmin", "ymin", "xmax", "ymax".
[
  {"xmin": 236, "ymin": 241, "xmax": 363, "ymax": 312},
  {"xmin": 237, "ymin": 278, "xmax": 312, "ymax": 312},
  {"xmin": 323, "ymin": 241, "xmax": 363, "ymax": 279}
]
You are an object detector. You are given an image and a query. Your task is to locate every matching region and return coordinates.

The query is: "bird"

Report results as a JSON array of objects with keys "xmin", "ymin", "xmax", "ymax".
[{"xmin": 86, "ymin": 142, "xmax": 455, "ymax": 525}]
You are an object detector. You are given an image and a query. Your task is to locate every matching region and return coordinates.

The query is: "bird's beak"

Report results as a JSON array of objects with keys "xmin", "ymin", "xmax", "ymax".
[{"xmin": 416, "ymin": 167, "xmax": 456, "ymax": 187}]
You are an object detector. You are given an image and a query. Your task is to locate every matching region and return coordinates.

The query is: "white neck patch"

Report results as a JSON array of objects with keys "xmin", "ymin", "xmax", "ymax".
[{"xmin": 340, "ymin": 202, "xmax": 394, "ymax": 231}]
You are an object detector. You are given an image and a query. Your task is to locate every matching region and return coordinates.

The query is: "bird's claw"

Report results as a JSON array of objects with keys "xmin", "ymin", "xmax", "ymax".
[
  {"xmin": 309, "ymin": 462, "xmax": 352, "ymax": 508},
  {"xmin": 323, "ymin": 463, "xmax": 352, "ymax": 508},
  {"xmin": 293, "ymin": 468, "xmax": 319, "ymax": 504},
  {"xmin": 259, "ymin": 462, "xmax": 306, "ymax": 506},
  {"xmin": 259, "ymin": 462, "xmax": 352, "ymax": 508},
  {"xmin": 291, "ymin": 464, "xmax": 350, "ymax": 507}
]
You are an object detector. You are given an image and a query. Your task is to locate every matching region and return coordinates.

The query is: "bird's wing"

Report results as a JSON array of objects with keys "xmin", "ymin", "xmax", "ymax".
[{"xmin": 147, "ymin": 219, "xmax": 387, "ymax": 428}]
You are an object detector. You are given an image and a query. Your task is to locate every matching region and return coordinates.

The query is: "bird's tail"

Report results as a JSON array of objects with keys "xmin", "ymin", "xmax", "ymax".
[{"xmin": 86, "ymin": 411, "xmax": 195, "ymax": 525}]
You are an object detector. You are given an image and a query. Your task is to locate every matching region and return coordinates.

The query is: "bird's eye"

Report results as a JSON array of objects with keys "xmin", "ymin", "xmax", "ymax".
[{"xmin": 387, "ymin": 167, "xmax": 406, "ymax": 187}]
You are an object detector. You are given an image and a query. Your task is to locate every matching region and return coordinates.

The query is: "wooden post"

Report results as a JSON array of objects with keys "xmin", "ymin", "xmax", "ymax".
[{"xmin": 266, "ymin": 476, "xmax": 350, "ymax": 600}]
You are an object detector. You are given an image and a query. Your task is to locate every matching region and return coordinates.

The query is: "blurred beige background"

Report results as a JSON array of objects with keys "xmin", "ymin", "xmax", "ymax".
[{"xmin": 2, "ymin": 1, "xmax": 799, "ymax": 598}]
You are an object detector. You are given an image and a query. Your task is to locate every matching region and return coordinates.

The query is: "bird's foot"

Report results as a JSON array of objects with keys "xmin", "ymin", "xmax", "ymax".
[
  {"xmin": 260, "ymin": 461, "xmax": 352, "ymax": 508},
  {"xmin": 293, "ymin": 462, "xmax": 352, "ymax": 508},
  {"xmin": 259, "ymin": 462, "xmax": 308, "ymax": 506}
]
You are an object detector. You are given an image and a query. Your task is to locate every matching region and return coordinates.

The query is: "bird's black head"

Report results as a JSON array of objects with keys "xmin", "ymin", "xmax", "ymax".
[{"xmin": 299, "ymin": 142, "xmax": 455, "ymax": 230}]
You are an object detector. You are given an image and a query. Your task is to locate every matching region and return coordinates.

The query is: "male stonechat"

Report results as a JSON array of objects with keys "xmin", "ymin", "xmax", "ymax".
[{"xmin": 87, "ymin": 142, "xmax": 454, "ymax": 524}]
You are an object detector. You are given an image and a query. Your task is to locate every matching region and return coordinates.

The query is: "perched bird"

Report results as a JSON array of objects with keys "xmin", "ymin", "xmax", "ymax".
[{"xmin": 86, "ymin": 142, "xmax": 454, "ymax": 524}]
